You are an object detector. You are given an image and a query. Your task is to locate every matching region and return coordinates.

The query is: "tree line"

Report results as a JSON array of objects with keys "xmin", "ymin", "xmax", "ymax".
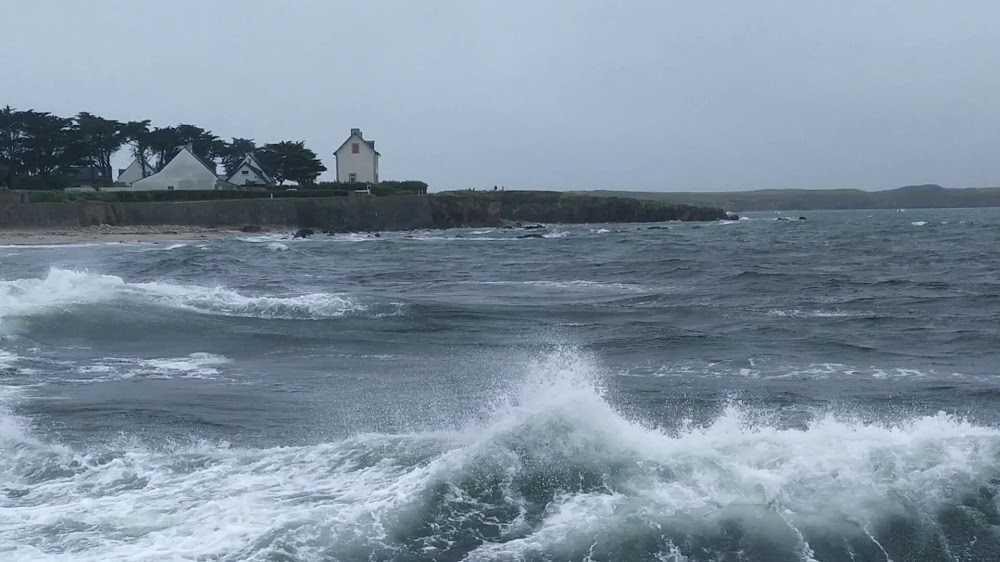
[{"xmin": 0, "ymin": 105, "xmax": 327, "ymax": 189}]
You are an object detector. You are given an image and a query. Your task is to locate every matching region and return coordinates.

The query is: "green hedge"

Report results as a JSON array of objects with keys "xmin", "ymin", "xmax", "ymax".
[
  {"xmin": 313, "ymin": 180, "xmax": 428, "ymax": 196},
  {"xmin": 28, "ymin": 189, "xmax": 353, "ymax": 204}
]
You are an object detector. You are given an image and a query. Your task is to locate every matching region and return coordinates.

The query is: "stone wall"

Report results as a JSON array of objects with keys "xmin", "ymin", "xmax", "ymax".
[{"xmin": 0, "ymin": 193, "xmax": 727, "ymax": 231}]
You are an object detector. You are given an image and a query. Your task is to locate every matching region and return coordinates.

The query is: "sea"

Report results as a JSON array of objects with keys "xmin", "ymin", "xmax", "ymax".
[{"xmin": 1, "ymin": 208, "xmax": 999, "ymax": 562}]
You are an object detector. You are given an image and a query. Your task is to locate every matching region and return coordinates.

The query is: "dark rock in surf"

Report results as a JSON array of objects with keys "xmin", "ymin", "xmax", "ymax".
[
  {"xmin": 240, "ymin": 224, "xmax": 263, "ymax": 233},
  {"xmin": 518, "ymin": 233, "xmax": 545, "ymax": 239},
  {"xmin": 293, "ymin": 228, "xmax": 315, "ymax": 239}
]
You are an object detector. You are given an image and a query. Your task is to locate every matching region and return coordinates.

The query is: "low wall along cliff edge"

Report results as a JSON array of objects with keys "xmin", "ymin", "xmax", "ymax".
[{"xmin": 0, "ymin": 191, "xmax": 729, "ymax": 231}]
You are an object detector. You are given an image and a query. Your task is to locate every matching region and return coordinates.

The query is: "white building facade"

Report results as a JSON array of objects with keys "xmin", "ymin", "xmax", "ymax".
[
  {"xmin": 334, "ymin": 128, "xmax": 380, "ymax": 184},
  {"xmin": 117, "ymin": 159, "xmax": 156, "ymax": 186},
  {"xmin": 129, "ymin": 147, "xmax": 234, "ymax": 191},
  {"xmin": 227, "ymin": 154, "xmax": 276, "ymax": 187}
]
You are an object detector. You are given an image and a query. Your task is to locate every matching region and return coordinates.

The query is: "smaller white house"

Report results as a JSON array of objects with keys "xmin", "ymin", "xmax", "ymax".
[
  {"xmin": 227, "ymin": 153, "xmax": 276, "ymax": 187},
  {"xmin": 117, "ymin": 158, "xmax": 156, "ymax": 186},
  {"xmin": 334, "ymin": 128, "xmax": 379, "ymax": 184},
  {"xmin": 129, "ymin": 146, "xmax": 235, "ymax": 191}
]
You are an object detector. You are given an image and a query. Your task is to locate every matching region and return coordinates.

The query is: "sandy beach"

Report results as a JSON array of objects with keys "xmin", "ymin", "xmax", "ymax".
[{"xmin": 0, "ymin": 225, "xmax": 274, "ymax": 246}]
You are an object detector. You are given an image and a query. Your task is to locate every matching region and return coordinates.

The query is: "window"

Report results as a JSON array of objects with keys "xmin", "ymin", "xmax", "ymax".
[
  {"xmin": 351, "ymin": 143, "xmax": 360, "ymax": 154},
  {"xmin": 242, "ymin": 170, "xmax": 249, "ymax": 175},
  {"xmin": 348, "ymin": 173, "xmax": 357, "ymax": 182},
  {"xmin": 167, "ymin": 186, "xmax": 174, "ymax": 191}
]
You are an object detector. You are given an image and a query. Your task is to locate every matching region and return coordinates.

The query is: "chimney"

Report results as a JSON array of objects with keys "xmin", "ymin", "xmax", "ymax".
[{"xmin": 351, "ymin": 128, "xmax": 361, "ymax": 137}]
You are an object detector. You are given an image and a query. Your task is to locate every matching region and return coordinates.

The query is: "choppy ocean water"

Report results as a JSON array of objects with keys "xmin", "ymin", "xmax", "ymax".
[{"xmin": 1, "ymin": 208, "xmax": 999, "ymax": 561}]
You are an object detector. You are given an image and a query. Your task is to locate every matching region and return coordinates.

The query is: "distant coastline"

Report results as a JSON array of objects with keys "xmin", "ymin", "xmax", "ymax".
[{"xmin": 580, "ymin": 184, "xmax": 1000, "ymax": 212}]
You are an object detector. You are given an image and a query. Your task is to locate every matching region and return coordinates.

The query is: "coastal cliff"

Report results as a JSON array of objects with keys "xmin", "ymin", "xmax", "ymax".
[{"xmin": 0, "ymin": 191, "xmax": 728, "ymax": 231}]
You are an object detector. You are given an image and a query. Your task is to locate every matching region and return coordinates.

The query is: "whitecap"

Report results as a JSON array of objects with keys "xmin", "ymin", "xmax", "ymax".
[
  {"xmin": 0, "ymin": 268, "xmax": 366, "ymax": 322},
  {"xmin": 1, "ymin": 348, "xmax": 999, "ymax": 560}
]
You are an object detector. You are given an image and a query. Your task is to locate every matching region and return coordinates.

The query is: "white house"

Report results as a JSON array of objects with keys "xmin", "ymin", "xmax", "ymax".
[
  {"xmin": 334, "ymin": 128, "xmax": 379, "ymax": 184},
  {"xmin": 129, "ymin": 146, "xmax": 235, "ymax": 191},
  {"xmin": 227, "ymin": 153, "xmax": 276, "ymax": 187},
  {"xmin": 116, "ymin": 158, "xmax": 156, "ymax": 186}
]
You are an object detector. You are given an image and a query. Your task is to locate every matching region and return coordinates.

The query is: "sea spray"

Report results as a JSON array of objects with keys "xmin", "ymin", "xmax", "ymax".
[{"xmin": 1, "ymin": 347, "xmax": 999, "ymax": 560}]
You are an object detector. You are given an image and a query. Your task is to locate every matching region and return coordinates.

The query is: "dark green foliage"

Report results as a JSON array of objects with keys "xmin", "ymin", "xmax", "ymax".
[
  {"xmin": 16, "ymin": 111, "xmax": 89, "ymax": 181},
  {"xmin": 30, "ymin": 189, "xmax": 353, "ymax": 203},
  {"xmin": 0, "ymin": 105, "xmax": 23, "ymax": 187},
  {"xmin": 1, "ymin": 103, "xmax": 420, "ymax": 193},
  {"xmin": 175, "ymin": 124, "xmax": 224, "ymax": 162},
  {"xmin": 219, "ymin": 138, "xmax": 256, "ymax": 176},
  {"xmin": 314, "ymin": 180, "xmax": 428, "ymax": 196},
  {"xmin": 15, "ymin": 174, "xmax": 75, "ymax": 191},
  {"xmin": 146, "ymin": 126, "xmax": 182, "ymax": 171},
  {"xmin": 75, "ymin": 112, "xmax": 126, "ymax": 182},
  {"xmin": 256, "ymin": 141, "xmax": 326, "ymax": 185},
  {"xmin": 121, "ymin": 120, "xmax": 153, "ymax": 173}
]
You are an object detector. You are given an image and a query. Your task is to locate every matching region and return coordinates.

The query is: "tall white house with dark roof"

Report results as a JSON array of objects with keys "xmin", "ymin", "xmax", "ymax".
[
  {"xmin": 334, "ymin": 128, "xmax": 380, "ymax": 184},
  {"xmin": 227, "ymin": 153, "xmax": 276, "ymax": 187}
]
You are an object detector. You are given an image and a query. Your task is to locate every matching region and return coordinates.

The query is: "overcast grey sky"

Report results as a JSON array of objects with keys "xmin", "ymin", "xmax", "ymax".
[{"xmin": 4, "ymin": 1, "xmax": 999, "ymax": 191}]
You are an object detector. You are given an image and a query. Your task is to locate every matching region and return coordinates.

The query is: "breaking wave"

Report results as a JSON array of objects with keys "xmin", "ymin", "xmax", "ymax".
[
  {"xmin": 0, "ymin": 268, "xmax": 367, "ymax": 322},
  {"xmin": 1, "ymin": 348, "xmax": 998, "ymax": 561}
]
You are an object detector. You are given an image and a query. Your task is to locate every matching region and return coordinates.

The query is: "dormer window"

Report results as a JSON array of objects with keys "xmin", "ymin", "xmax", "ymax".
[{"xmin": 352, "ymin": 143, "xmax": 360, "ymax": 154}]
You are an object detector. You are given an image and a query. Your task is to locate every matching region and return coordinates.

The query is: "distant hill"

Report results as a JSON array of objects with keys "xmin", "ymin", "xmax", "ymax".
[{"xmin": 576, "ymin": 185, "xmax": 1000, "ymax": 212}]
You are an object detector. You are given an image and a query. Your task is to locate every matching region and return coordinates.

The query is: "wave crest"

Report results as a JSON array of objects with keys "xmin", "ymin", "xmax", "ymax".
[
  {"xmin": 2, "ymin": 348, "xmax": 998, "ymax": 560},
  {"xmin": 0, "ymin": 268, "xmax": 366, "ymax": 322}
]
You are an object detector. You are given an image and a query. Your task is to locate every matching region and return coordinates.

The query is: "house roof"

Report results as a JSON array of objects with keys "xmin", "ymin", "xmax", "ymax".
[
  {"xmin": 334, "ymin": 131, "xmax": 381, "ymax": 157},
  {"xmin": 133, "ymin": 146, "xmax": 218, "ymax": 185},
  {"xmin": 122, "ymin": 158, "xmax": 155, "ymax": 174},
  {"xmin": 191, "ymin": 150, "xmax": 219, "ymax": 176},
  {"xmin": 227, "ymin": 153, "xmax": 276, "ymax": 184}
]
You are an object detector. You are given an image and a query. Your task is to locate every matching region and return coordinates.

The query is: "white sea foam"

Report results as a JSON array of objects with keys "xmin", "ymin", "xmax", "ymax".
[
  {"xmin": 239, "ymin": 234, "xmax": 291, "ymax": 243},
  {"xmin": 470, "ymin": 280, "xmax": 644, "ymax": 292},
  {"xmin": 74, "ymin": 353, "xmax": 233, "ymax": 381},
  {"xmin": 768, "ymin": 308, "xmax": 853, "ymax": 318},
  {"xmin": 621, "ymin": 359, "xmax": 957, "ymax": 381},
  {"xmin": 0, "ymin": 350, "xmax": 18, "ymax": 370},
  {"xmin": 1, "ymin": 349, "xmax": 998, "ymax": 560},
  {"xmin": 912, "ymin": 221, "xmax": 928, "ymax": 226},
  {"xmin": 266, "ymin": 242, "xmax": 290, "ymax": 252},
  {"xmin": 0, "ymin": 268, "xmax": 365, "ymax": 323}
]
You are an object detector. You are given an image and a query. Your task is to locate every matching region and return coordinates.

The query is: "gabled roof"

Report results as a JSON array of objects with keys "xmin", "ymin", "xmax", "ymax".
[
  {"xmin": 121, "ymin": 158, "xmax": 155, "ymax": 175},
  {"xmin": 191, "ymin": 150, "xmax": 219, "ymax": 176},
  {"xmin": 334, "ymin": 131, "xmax": 381, "ymax": 156},
  {"xmin": 133, "ymin": 146, "xmax": 219, "ymax": 186},
  {"xmin": 227, "ymin": 153, "xmax": 276, "ymax": 184}
]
